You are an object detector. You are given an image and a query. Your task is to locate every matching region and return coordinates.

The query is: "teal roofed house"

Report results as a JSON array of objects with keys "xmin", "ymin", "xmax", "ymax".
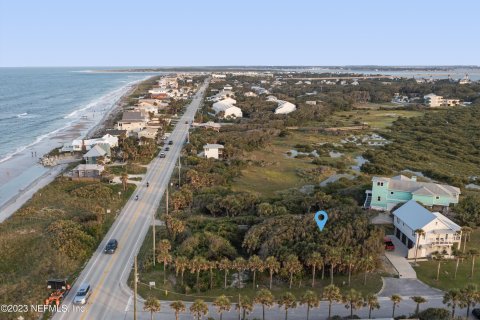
[{"xmin": 364, "ymin": 175, "xmax": 460, "ymax": 211}]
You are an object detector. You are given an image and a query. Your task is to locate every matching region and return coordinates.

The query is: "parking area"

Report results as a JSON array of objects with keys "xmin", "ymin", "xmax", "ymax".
[{"xmin": 384, "ymin": 235, "xmax": 417, "ymax": 278}]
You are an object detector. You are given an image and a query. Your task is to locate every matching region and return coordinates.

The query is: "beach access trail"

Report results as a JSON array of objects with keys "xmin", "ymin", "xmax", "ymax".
[{"xmin": 53, "ymin": 79, "xmax": 210, "ymax": 320}]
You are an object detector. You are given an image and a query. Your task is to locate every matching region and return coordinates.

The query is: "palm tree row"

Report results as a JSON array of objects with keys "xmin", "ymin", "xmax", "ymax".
[
  {"xmin": 143, "ymin": 283, "xmax": 480, "ymax": 320},
  {"xmin": 156, "ymin": 239, "xmax": 378, "ymax": 293}
]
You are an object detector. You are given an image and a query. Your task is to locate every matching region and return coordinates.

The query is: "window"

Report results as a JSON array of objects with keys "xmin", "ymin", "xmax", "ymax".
[
  {"xmin": 436, "ymin": 196, "xmax": 439, "ymax": 199},
  {"xmin": 377, "ymin": 196, "xmax": 381, "ymax": 201},
  {"xmin": 390, "ymin": 191, "xmax": 394, "ymax": 195},
  {"xmin": 396, "ymin": 217, "xmax": 400, "ymax": 223}
]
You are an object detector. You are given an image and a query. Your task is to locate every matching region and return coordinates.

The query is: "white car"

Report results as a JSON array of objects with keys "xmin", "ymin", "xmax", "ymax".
[{"xmin": 73, "ymin": 283, "xmax": 92, "ymax": 305}]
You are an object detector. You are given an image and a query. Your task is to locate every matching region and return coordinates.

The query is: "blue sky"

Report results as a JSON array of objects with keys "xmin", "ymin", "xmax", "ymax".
[{"xmin": 0, "ymin": 0, "xmax": 479, "ymax": 67}]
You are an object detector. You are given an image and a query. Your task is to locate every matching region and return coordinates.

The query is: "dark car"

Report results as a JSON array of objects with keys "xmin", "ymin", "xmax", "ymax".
[
  {"xmin": 104, "ymin": 239, "xmax": 118, "ymax": 254},
  {"xmin": 165, "ymin": 147, "xmax": 170, "ymax": 151},
  {"xmin": 159, "ymin": 152, "xmax": 166, "ymax": 158},
  {"xmin": 185, "ymin": 121, "xmax": 189, "ymax": 124},
  {"xmin": 472, "ymin": 308, "xmax": 480, "ymax": 319},
  {"xmin": 168, "ymin": 140, "xmax": 173, "ymax": 145}
]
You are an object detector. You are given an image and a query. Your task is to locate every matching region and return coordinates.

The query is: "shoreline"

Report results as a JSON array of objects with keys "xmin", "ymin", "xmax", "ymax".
[{"xmin": 0, "ymin": 75, "xmax": 156, "ymax": 222}]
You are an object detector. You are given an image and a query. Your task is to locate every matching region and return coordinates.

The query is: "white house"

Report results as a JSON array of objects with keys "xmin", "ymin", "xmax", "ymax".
[
  {"xmin": 423, "ymin": 93, "xmax": 444, "ymax": 107},
  {"xmin": 305, "ymin": 100, "xmax": 317, "ymax": 105},
  {"xmin": 203, "ymin": 144, "xmax": 224, "ymax": 159},
  {"xmin": 212, "ymin": 98, "xmax": 243, "ymax": 118},
  {"xmin": 116, "ymin": 111, "xmax": 147, "ymax": 134},
  {"xmin": 274, "ymin": 100, "xmax": 296, "ymax": 114},
  {"xmin": 62, "ymin": 134, "xmax": 118, "ymax": 153},
  {"xmin": 393, "ymin": 200, "xmax": 461, "ymax": 259}
]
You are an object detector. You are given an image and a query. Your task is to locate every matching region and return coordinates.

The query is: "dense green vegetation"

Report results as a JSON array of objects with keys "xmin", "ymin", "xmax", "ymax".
[{"xmin": 362, "ymin": 105, "xmax": 480, "ymax": 185}]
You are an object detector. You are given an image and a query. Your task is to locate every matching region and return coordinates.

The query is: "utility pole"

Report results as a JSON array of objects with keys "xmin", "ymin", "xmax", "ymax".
[
  {"xmin": 178, "ymin": 156, "xmax": 181, "ymax": 186},
  {"xmin": 134, "ymin": 256, "xmax": 138, "ymax": 320},
  {"xmin": 152, "ymin": 211, "xmax": 156, "ymax": 267},
  {"xmin": 166, "ymin": 186, "xmax": 169, "ymax": 216}
]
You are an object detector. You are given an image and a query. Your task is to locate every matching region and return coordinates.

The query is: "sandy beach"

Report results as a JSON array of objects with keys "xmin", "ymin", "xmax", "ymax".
[{"xmin": 0, "ymin": 76, "xmax": 153, "ymax": 222}]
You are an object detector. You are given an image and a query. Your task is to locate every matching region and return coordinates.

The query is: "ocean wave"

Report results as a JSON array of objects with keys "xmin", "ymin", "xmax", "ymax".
[{"xmin": 0, "ymin": 76, "xmax": 150, "ymax": 164}]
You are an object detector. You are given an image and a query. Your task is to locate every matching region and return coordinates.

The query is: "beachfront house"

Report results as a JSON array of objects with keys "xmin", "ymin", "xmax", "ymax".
[
  {"xmin": 212, "ymin": 98, "xmax": 242, "ymax": 119},
  {"xmin": 61, "ymin": 134, "xmax": 118, "ymax": 153},
  {"xmin": 72, "ymin": 164, "xmax": 105, "ymax": 181},
  {"xmin": 274, "ymin": 100, "xmax": 296, "ymax": 114},
  {"xmin": 116, "ymin": 111, "xmax": 147, "ymax": 134},
  {"xmin": 393, "ymin": 200, "xmax": 461, "ymax": 259},
  {"xmin": 203, "ymin": 144, "xmax": 224, "ymax": 159},
  {"xmin": 83, "ymin": 144, "xmax": 110, "ymax": 165},
  {"xmin": 365, "ymin": 175, "xmax": 460, "ymax": 211}
]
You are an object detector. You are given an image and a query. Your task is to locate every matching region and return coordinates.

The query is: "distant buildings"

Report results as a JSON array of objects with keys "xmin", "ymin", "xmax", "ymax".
[
  {"xmin": 212, "ymin": 98, "xmax": 243, "ymax": 118},
  {"xmin": 203, "ymin": 144, "xmax": 224, "ymax": 159},
  {"xmin": 393, "ymin": 200, "xmax": 461, "ymax": 258},
  {"xmin": 365, "ymin": 175, "xmax": 460, "ymax": 211},
  {"xmin": 459, "ymin": 73, "xmax": 471, "ymax": 85},
  {"xmin": 305, "ymin": 100, "xmax": 317, "ymax": 105},
  {"xmin": 423, "ymin": 93, "xmax": 461, "ymax": 107},
  {"xmin": 274, "ymin": 100, "xmax": 296, "ymax": 114}
]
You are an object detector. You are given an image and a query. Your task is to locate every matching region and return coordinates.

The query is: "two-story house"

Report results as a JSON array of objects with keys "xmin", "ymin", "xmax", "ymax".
[
  {"xmin": 393, "ymin": 200, "xmax": 461, "ymax": 259},
  {"xmin": 365, "ymin": 175, "xmax": 460, "ymax": 211}
]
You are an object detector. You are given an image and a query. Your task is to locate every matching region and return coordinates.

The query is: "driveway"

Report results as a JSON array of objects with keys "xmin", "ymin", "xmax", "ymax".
[
  {"xmin": 384, "ymin": 235, "xmax": 417, "ymax": 278},
  {"xmin": 378, "ymin": 277, "xmax": 444, "ymax": 297}
]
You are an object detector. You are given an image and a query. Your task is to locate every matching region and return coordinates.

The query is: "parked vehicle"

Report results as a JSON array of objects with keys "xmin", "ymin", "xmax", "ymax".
[
  {"xmin": 159, "ymin": 152, "xmax": 166, "ymax": 158},
  {"xmin": 384, "ymin": 237, "xmax": 395, "ymax": 251},
  {"xmin": 45, "ymin": 279, "xmax": 71, "ymax": 306},
  {"xmin": 73, "ymin": 283, "xmax": 92, "ymax": 305},
  {"xmin": 104, "ymin": 239, "xmax": 118, "ymax": 254}
]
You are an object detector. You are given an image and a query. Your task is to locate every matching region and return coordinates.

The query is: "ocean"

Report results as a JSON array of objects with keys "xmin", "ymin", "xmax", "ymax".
[{"xmin": 0, "ymin": 68, "xmax": 159, "ymax": 211}]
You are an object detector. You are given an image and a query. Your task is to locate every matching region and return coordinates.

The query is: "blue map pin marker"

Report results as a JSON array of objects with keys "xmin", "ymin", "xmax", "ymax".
[{"xmin": 314, "ymin": 210, "xmax": 328, "ymax": 231}]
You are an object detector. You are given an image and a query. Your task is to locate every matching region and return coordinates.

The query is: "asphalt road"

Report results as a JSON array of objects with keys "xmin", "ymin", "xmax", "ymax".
[{"xmin": 53, "ymin": 79, "xmax": 209, "ymax": 320}]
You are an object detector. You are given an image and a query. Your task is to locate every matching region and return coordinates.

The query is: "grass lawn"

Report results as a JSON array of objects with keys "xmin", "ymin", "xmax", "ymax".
[
  {"xmin": 108, "ymin": 163, "xmax": 147, "ymax": 175},
  {"xmin": 325, "ymin": 109, "xmax": 425, "ymax": 130},
  {"xmin": 414, "ymin": 229, "xmax": 480, "ymax": 291},
  {"xmin": 231, "ymin": 132, "xmax": 337, "ymax": 197}
]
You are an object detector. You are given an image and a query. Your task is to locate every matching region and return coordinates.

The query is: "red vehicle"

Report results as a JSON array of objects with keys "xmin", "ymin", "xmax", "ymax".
[
  {"xmin": 384, "ymin": 237, "xmax": 395, "ymax": 251},
  {"xmin": 45, "ymin": 279, "xmax": 71, "ymax": 306}
]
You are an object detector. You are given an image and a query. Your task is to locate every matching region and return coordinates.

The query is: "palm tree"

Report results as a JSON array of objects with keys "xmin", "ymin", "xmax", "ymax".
[
  {"xmin": 305, "ymin": 252, "xmax": 324, "ymax": 288},
  {"xmin": 326, "ymin": 248, "xmax": 341, "ymax": 285},
  {"xmin": 366, "ymin": 294, "xmax": 380, "ymax": 319},
  {"xmin": 452, "ymin": 249, "xmax": 466, "ymax": 280},
  {"xmin": 432, "ymin": 251, "xmax": 444, "ymax": 281},
  {"xmin": 213, "ymin": 295, "xmax": 231, "ymax": 320},
  {"xmin": 233, "ymin": 257, "xmax": 247, "ymax": 288},
  {"xmin": 143, "ymin": 296, "xmax": 161, "ymax": 320},
  {"xmin": 301, "ymin": 290, "xmax": 319, "ymax": 320},
  {"xmin": 255, "ymin": 289, "xmax": 274, "ymax": 320},
  {"xmin": 342, "ymin": 289, "xmax": 364, "ymax": 319},
  {"xmin": 190, "ymin": 299, "xmax": 209, "ymax": 320},
  {"xmin": 390, "ymin": 294, "xmax": 402, "ymax": 318},
  {"xmin": 461, "ymin": 226, "xmax": 473, "ymax": 252},
  {"xmin": 410, "ymin": 296, "xmax": 427, "ymax": 316},
  {"xmin": 190, "ymin": 256, "xmax": 207, "ymax": 293},
  {"xmin": 207, "ymin": 260, "xmax": 217, "ymax": 290},
  {"xmin": 323, "ymin": 284, "xmax": 342, "ymax": 319},
  {"xmin": 283, "ymin": 254, "xmax": 302, "ymax": 289},
  {"xmin": 248, "ymin": 255, "xmax": 264, "ymax": 290},
  {"xmin": 156, "ymin": 239, "xmax": 172, "ymax": 284},
  {"xmin": 413, "ymin": 228, "xmax": 425, "ymax": 263},
  {"xmin": 236, "ymin": 295, "xmax": 253, "ymax": 320},
  {"xmin": 360, "ymin": 255, "xmax": 376, "ymax": 285},
  {"xmin": 342, "ymin": 249, "xmax": 359, "ymax": 287},
  {"xmin": 174, "ymin": 256, "xmax": 189, "ymax": 285},
  {"xmin": 169, "ymin": 300, "xmax": 186, "ymax": 320},
  {"xmin": 265, "ymin": 256, "xmax": 280, "ymax": 290},
  {"xmin": 443, "ymin": 289, "xmax": 461, "ymax": 318},
  {"xmin": 460, "ymin": 284, "xmax": 478, "ymax": 317},
  {"xmin": 469, "ymin": 249, "xmax": 480, "ymax": 278},
  {"xmin": 278, "ymin": 292, "xmax": 297, "ymax": 320},
  {"xmin": 217, "ymin": 258, "xmax": 232, "ymax": 289},
  {"xmin": 121, "ymin": 172, "xmax": 129, "ymax": 191}
]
